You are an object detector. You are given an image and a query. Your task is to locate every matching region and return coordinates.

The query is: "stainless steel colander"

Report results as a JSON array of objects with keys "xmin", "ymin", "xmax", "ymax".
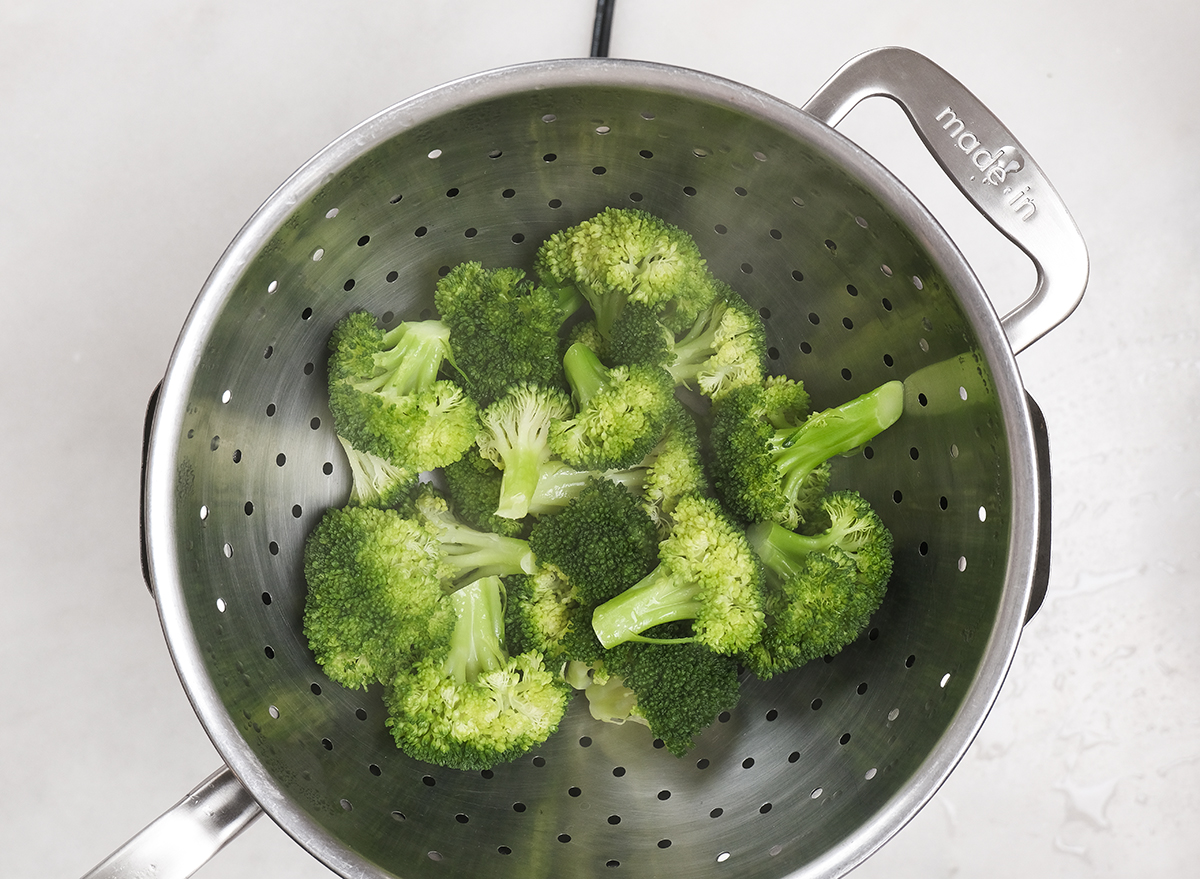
[{"xmin": 90, "ymin": 47, "xmax": 1086, "ymax": 879}]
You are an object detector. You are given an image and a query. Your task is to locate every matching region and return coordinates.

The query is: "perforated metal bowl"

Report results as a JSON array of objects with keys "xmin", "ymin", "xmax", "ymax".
[{"xmin": 95, "ymin": 48, "xmax": 1086, "ymax": 879}]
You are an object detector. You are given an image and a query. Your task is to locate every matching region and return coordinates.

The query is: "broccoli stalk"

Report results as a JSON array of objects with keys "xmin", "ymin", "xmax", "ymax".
[
  {"xmin": 384, "ymin": 575, "xmax": 570, "ymax": 771},
  {"xmin": 414, "ymin": 488, "xmax": 537, "ymax": 585},
  {"xmin": 741, "ymin": 491, "xmax": 894, "ymax": 678},
  {"xmin": 590, "ymin": 494, "xmax": 766, "ymax": 656},
  {"xmin": 550, "ymin": 343, "xmax": 677, "ymax": 471},
  {"xmin": 475, "ymin": 382, "xmax": 573, "ymax": 520}
]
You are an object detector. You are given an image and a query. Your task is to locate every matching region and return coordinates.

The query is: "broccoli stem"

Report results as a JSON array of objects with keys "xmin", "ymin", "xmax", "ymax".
[
  {"xmin": 591, "ymin": 563, "xmax": 703, "ymax": 649},
  {"xmin": 443, "ymin": 576, "xmax": 508, "ymax": 684},
  {"xmin": 356, "ymin": 320, "xmax": 452, "ymax": 397},
  {"xmin": 773, "ymin": 380, "xmax": 904, "ymax": 499},
  {"xmin": 562, "ymin": 342, "xmax": 610, "ymax": 409},
  {"xmin": 745, "ymin": 520, "xmax": 823, "ymax": 582}
]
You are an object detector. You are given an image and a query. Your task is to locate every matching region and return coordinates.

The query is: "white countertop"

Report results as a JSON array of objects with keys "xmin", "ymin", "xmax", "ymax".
[{"xmin": 3, "ymin": 1, "xmax": 1197, "ymax": 876}]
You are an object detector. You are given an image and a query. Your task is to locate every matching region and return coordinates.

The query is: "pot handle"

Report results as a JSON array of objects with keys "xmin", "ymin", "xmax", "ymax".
[
  {"xmin": 80, "ymin": 765, "xmax": 262, "ymax": 879},
  {"xmin": 1024, "ymin": 392, "xmax": 1052, "ymax": 623},
  {"xmin": 803, "ymin": 46, "xmax": 1088, "ymax": 355}
]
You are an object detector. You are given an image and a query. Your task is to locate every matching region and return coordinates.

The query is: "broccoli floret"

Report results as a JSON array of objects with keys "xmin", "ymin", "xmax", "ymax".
[
  {"xmin": 534, "ymin": 207, "xmax": 719, "ymax": 341},
  {"xmin": 433, "ymin": 262, "xmax": 582, "ymax": 407},
  {"xmin": 301, "ymin": 505, "xmax": 455, "ymax": 690},
  {"xmin": 336, "ymin": 435, "xmax": 419, "ymax": 509},
  {"xmin": 529, "ymin": 476, "xmax": 659, "ymax": 663},
  {"xmin": 590, "ymin": 494, "xmax": 766, "ymax": 656},
  {"xmin": 441, "ymin": 451, "xmax": 529, "ymax": 538},
  {"xmin": 413, "ymin": 488, "xmax": 537, "ymax": 585},
  {"xmin": 384, "ymin": 575, "xmax": 570, "ymax": 770},
  {"xmin": 610, "ymin": 284, "xmax": 767, "ymax": 402},
  {"xmin": 709, "ymin": 378, "xmax": 904, "ymax": 529},
  {"xmin": 326, "ymin": 312, "xmax": 479, "ymax": 472},
  {"xmin": 549, "ymin": 342, "xmax": 676, "ymax": 471},
  {"xmin": 604, "ymin": 635, "xmax": 742, "ymax": 756},
  {"xmin": 502, "ymin": 566, "xmax": 575, "ymax": 660},
  {"xmin": 742, "ymin": 491, "xmax": 894, "ymax": 678},
  {"xmin": 475, "ymin": 381, "xmax": 573, "ymax": 520}
]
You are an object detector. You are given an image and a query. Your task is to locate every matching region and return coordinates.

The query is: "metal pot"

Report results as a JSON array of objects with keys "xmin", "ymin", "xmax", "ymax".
[{"xmin": 89, "ymin": 47, "xmax": 1086, "ymax": 879}]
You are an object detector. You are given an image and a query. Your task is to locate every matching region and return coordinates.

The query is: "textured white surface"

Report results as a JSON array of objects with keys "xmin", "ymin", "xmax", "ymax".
[{"xmin": 2, "ymin": 1, "xmax": 1197, "ymax": 877}]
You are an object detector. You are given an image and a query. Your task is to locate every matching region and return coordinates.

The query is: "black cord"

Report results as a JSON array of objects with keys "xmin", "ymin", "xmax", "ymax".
[{"xmin": 590, "ymin": 0, "xmax": 616, "ymax": 57}]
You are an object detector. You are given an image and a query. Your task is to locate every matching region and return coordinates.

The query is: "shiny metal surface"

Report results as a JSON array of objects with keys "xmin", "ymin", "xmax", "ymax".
[{"xmin": 138, "ymin": 55, "xmax": 1067, "ymax": 879}]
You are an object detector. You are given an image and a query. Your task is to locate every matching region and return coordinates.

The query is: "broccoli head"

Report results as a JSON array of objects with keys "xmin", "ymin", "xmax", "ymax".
[
  {"xmin": 534, "ymin": 207, "xmax": 719, "ymax": 340},
  {"xmin": 441, "ymin": 451, "xmax": 529, "ymax": 538},
  {"xmin": 433, "ymin": 261, "xmax": 582, "ymax": 407},
  {"xmin": 302, "ymin": 505, "xmax": 455, "ymax": 690},
  {"xmin": 326, "ymin": 312, "xmax": 479, "ymax": 472},
  {"xmin": 385, "ymin": 575, "xmax": 570, "ymax": 770},
  {"xmin": 742, "ymin": 491, "xmax": 894, "ymax": 678},
  {"xmin": 502, "ymin": 566, "xmax": 575, "ymax": 660},
  {"xmin": 475, "ymin": 381, "xmax": 573, "ymax": 520},
  {"xmin": 590, "ymin": 493, "xmax": 766, "ymax": 656},
  {"xmin": 609, "ymin": 283, "xmax": 767, "ymax": 402},
  {"xmin": 709, "ymin": 377, "xmax": 904, "ymax": 529},
  {"xmin": 336, "ymin": 435, "xmax": 419, "ymax": 509},
  {"xmin": 550, "ymin": 342, "xmax": 676, "ymax": 471}
]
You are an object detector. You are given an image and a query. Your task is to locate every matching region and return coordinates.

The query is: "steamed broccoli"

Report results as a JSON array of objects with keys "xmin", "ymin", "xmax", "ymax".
[
  {"xmin": 741, "ymin": 491, "xmax": 894, "ymax": 678},
  {"xmin": 605, "ymin": 636, "xmax": 743, "ymax": 756},
  {"xmin": 301, "ymin": 505, "xmax": 455, "ymax": 690},
  {"xmin": 433, "ymin": 261, "xmax": 583, "ymax": 407},
  {"xmin": 475, "ymin": 382, "xmax": 573, "ymax": 520},
  {"xmin": 609, "ymin": 284, "xmax": 767, "ymax": 402},
  {"xmin": 326, "ymin": 311, "xmax": 479, "ymax": 472},
  {"xmin": 590, "ymin": 494, "xmax": 766, "ymax": 656},
  {"xmin": 528, "ymin": 476, "xmax": 660, "ymax": 664},
  {"xmin": 709, "ymin": 378, "xmax": 904, "ymax": 529},
  {"xmin": 549, "ymin": 342, "xmax": 676, "ymax": 471},
  {"xmin": 441, "ymin": 451, "xmax": 529, "ymax": 538},
  {"xmin": 336, "ymin": 435, "xmax": 419, "ymax": 509},
  {"xmin": 384, "ymin": 575, "xmax": 570, "ymax": 770},
  {"xmin": 502, "ymin": 566, "xmax": 575, "ymax": 660},
  {"xmin": 413, "ymin": 487, "xmax": 536, "ymax": 585},
  {"xmin": 534, "ymin": 207, "xmax": 720, "ymax": 340}
]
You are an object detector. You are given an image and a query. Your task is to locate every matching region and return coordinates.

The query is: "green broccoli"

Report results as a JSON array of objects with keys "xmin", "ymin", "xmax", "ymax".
[
  {"xmin": 604, "ymin": 636, "xmax": 743, "ymax": 756},
  {"xmin": 301, "ymin": 505, "xmax": 455, "ymax": 690},
  {"xmin": 741, "ymin": 491, "xmax": 894, "ymax": 678},
  {"xmin": 534, "ymin": 207, "xmax": 720, "ymax": 341},
  {"xmin": 527, "ymin": 400, "xmax": 707, "ymax": 530},
  {"xmin": 709, "ymin": 377, "xmax": 904, "ymax": 529},
  {"xmin": 335, "ymin": 435, "xmax": 419, "ymax": 509},
  {"xmin": 528, "ymin": 476, "xmax": 660, "ymax": 664},
  {"xmin": 609, "ymin": 284, "xmax": 767, "ymax": 402},
  {"xmin": 475, "ymin": 381, "xmax": 573, "ymax": 520},
  {"xmin": 433, "ymin": 261, "xmax": 583, "ymax": 407},
  {"xmin": 441, "ymin": 451, "xmax": 529, "ymax": 538},
  {"xmin": 502, "ymin": 566, "xmax": 575, "ymax": 660},
  {"xmin": 549, "ymin": 342, "xmax": 676, "ymax": 471},
  {"xmin": 413, "ymin": 487, "xmax": 536, "ymax": 585},
  {"xmin": 590, "ymin": 493, "xmax": 766, "ymax": 656},
  {"xmin": 384, "ymin": 575, "xmax": 570, "ymax": 770},
  {"xmin": 326, "ymin": 311, "xmax": 479, "ymax": 472}
]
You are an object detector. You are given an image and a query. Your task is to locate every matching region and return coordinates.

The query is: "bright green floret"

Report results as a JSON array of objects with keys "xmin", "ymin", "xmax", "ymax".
[
  {"xmin": 475, "ymin": 382, "xmax": 573, "ymax": 520},
  {"xmin": 534, "ymin": 207, "xmax": 720, "ymax": 341},
  {"xmin": 302, "ymin": 505, "xmax": 455, "ymax": 690},
  {"xmin": 710, "ymin": 377, "xmax": 904, "ymax": 529},
  {"xmin": 549, "ymin": 342, "xmax": 676, "ymax": 471},
  {"xmin": 610, "ymin": 284, "xmax": 767, "ymax": 402},
  {"xmin": 502, "ymin": 566, "xmax": 575, "ymax": 660},
  {"xmin": 529, "ymin": 476, "xmax": 660, "ymax": 664},
  {"xmin": 326, "ymin": 311, "xmax": 479, "ymax": 473},
  {"xmin": 742, "ymin": 491, "xmax": 894, "ymax": 678},
  {"xmin": 336, "ymin": 435, "xmax": 419, "ymax": 509},
  {"xmin": 433, "ymin": 261, "xmax": 583, "ymax": 407},
  {"xmin": 590, "ymin": 493, "xmax": 766, "ymax": 656},
  {"xmin": 413, "ymin": 488, "xmax": 536, "ymax": 586},
  {"xmin": 384, "ymin": 575, "xmax": 570, "ymax": 771},
  {"xmin": 441, "ymin": 452, "xmax": 529, "ymax": 539},
  {"xmin": 604, "ymin": 636, "xmax": 742, "ymax": 756}
]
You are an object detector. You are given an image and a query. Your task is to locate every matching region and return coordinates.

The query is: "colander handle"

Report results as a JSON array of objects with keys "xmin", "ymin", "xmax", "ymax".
[
  {"xmin": 803, "ymin": 46, "xmax": 1088, "ymax": 354},
  {"xmin": 80, "ymin": 765, "xmax": 261, "ymax": 879}
]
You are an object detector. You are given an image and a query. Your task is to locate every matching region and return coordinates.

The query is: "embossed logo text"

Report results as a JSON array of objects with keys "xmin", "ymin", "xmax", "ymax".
[{"xmin": 936, "ymin": 106, "xmax": 1036, "ymax": 221}]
